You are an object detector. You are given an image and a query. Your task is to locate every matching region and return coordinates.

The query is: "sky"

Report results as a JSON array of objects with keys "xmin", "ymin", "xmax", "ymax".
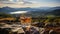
[{"xmin": 0, "ymin": 0, "xmax": 60, "ymax": 8}]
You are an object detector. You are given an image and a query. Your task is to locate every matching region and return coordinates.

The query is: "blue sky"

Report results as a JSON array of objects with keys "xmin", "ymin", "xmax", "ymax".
[
  {"xmin": 26, "ymin": 0, "xmax": 60, "ymax": 3},
  {"xmin": 0, "ymin": 0, "xmax": 60, "ymax": 8},
  {"xmin": 1, "ymin": 0, "xmax": 60, "ymax": 3}
]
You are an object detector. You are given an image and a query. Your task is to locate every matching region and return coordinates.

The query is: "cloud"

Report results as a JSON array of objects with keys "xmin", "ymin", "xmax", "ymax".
[
  {"xmin": 0, "ymin": 0, "xmax": 16, "ymax": 4},
  {"xmin": 0, "ymin": 3, "xmax": 60, "ymax": 8},
  {"xmin": 0, "ymin": 0, "xmax": 33, "ymax": 5},
  {"xmin": 0, "ymin": 0, "xmax": 9, "ymax": 1},
  {"xmin": 0, "ymin": 0, "xmax": 60, "ymax": 8},
  {"xmin": 9, "ymin": 0, "xmax": 13, "ymax": 1}
]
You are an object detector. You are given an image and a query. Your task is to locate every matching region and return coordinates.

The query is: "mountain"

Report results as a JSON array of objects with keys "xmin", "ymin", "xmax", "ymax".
[
  {"xmin": 0, "ymin": 6, "xmax": 15, "ymax": 14},
  {"xmin": 47, "ymin": 8, "xmax": 60, "ymax": 16},
  {"xmin": 0, "ymin": 6, "xmax": 60, "ymax": 17},
  {"xmin": 0, "ymin": 7, "xmax": 32, "ymax": 14},
  {"xmin": 0, "ymin": 6, "xmax": 46, "ymax": 14}
]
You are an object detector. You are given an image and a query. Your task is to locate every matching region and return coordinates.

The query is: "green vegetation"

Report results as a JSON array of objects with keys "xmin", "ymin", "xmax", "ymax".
[
  {"xmin": 0, "ymin": 12, "xmax": 60, "ymax": 24},
  {"xmin": 32, "ymin": 16, "xmax": 60, "ymax": 24},
  {"xmin": 0, "ymin": 13, "xmax": 13, "ymax": 18}
]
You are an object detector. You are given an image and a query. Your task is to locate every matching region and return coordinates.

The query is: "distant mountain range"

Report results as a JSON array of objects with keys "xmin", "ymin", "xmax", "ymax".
[{"xmin": 0, "ymin": 6, "xmax": 60, "ymax": 16}]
